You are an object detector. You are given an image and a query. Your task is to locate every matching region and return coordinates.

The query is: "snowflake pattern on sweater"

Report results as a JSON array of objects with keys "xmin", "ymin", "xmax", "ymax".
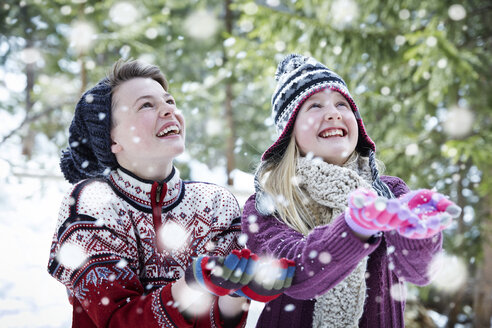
[{"xmin": 48, "ymin": 167, "xmax": 244, "ymax": 328}]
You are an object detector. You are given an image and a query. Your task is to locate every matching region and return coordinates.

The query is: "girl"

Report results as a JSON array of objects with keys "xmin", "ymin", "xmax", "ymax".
[
  {"xmin": 241, "ymin": 54, "xmax": 460, "ymax": 327},
  {"xmin": 47, "ymin": 59, "xmax": 293, "ymax": 328}
]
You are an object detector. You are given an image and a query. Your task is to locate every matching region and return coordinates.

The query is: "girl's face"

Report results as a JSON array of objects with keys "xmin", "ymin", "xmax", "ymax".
[
  {"xmin": 293, "ymin": 89, "xmax": 358, "ymax": 166},
  {"xmin": 110, "ymin": 77, "xmax": 185, "ymax": 180}
]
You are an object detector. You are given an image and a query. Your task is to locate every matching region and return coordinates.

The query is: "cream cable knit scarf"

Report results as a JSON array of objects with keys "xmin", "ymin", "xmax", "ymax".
[{"xmin": 296, "ymin": 153, "xmax": 374, "ymax": 328}]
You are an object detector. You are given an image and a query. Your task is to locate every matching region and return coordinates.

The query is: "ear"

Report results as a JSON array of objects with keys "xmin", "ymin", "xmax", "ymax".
[{"xmin": 111, "ymin": 137, "xmax": 123, "ymax": 154}]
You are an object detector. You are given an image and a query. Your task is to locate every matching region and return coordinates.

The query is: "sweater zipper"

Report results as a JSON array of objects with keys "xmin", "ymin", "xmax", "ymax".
[{"xmin": 150, "ymin": 181, "xmax": 167, "ymax": 252}]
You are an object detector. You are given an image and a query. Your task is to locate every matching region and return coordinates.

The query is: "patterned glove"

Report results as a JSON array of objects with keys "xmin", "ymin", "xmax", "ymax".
[
  {"xmin": 396, "ymin": 189, "xmax": 461, "ymax": 239},
  {"xmin": 234, "ymin": 257, "xmax": 296, "ymax": 303},
  {"xmin": 345, "ymin": 189, "xmax": 405, "ymax": 236},
  {"xmin": 184, "ymin": 248, "xmax": 257, "ymax": 296},
  {"xmin": 345, "ymin": 188, "xmax": 461, "ymax": 239}
]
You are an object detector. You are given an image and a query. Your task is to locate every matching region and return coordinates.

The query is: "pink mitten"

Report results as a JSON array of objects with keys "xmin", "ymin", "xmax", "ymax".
[
  {"xmin": 396, "ymin": 189, "xmax": 461, "ymax": 239},
  {"xmin": 345, "ymin": 189, "xmax": 406, "ymax": 236}
]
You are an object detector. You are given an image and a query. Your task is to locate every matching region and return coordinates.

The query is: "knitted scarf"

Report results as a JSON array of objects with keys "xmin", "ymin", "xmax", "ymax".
[{"xmin": 295, "ymin": 153, "xmax": 374, "ymax": 328}]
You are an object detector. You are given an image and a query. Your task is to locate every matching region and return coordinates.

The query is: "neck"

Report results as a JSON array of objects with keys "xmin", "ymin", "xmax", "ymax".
[{"xmin": 118, "ymin": 160, "xmax": 174, "ymax": 181}]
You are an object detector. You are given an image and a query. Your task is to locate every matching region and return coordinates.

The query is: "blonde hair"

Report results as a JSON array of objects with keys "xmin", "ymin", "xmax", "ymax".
[{"xmin": 257, "ymin": 136, "xmax": 317, "ymax": 235}]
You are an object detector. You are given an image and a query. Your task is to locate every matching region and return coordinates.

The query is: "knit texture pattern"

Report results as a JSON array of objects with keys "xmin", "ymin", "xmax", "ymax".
[
  {"xmin": 48, "ymin": 167, "xmax": 243, "ymax": 327},
  {"xmin": 296, "ymin": 153, "xmax": 373, "ymax": 328}
]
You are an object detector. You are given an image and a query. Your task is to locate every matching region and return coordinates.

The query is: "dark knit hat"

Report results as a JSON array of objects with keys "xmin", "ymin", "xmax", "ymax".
[
  {"xmin": 60, "ymin": 78, "xmax": 118, "ymax": 184},
  {"xmin": 262, "ymin": 54, "xmax": 375, "ymax": 161}
]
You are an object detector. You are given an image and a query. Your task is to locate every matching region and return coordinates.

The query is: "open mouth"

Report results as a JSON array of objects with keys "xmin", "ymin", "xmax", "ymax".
[
  {"xmin": 318, "ymin": 128, "xmax": 346, "ymax": 138},
  {"xmin": 157, "ymin": 125, "xmax": 180, "ymax": 137}
]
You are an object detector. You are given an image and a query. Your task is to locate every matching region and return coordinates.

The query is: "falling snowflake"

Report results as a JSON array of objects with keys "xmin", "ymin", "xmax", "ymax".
[
  {"xmin": 428, "ymin": 253, "xmax": 467, "ymax": 293},
  {"xmin": 20, "ymin": 48, "xmax": 41, "ymax": 65},
  {"xmin": 443, "ymin": 105, "xmax": 474, "ymax": 138},
  {"xmin": 329, "ymin": 0, "xmax": 360, "ymax": 29},
  {"xmin": 318, "ymin": 251, "xmax": 331, "ymax": 264},
  {"xmin": 110, "ymin": 2, "xmax": 138, "ymax": 26},
  {"xmin": 238, "ymin": 233, "xmax": 248, "ymax": 246},
  {"xmin": 184, "ymin": 10, "xmax": 218, "ymax": 40},
  {"xmin": 101, "ymin": 297, "xmax": 110, "ymax": 306},
  {"xmin": 389, "ymin": 283, "xmax": 407, "ymax": 302},
  {"xmin": 284, "ymin": 304, "xmax": 296, "ymax": 312},
  {"xmin": 405, "ymin": 144, "xmax": 419, "ymax": 156},
  {"xmin": 206, "ymin": 119, "xmax": 222, "ymax": 136},
  {"xmin": 158, "ymin": 222, "xmax": 189, "ymax": 250},
  {"xmin": 70, "ymin": 21, "xmax": 95, "ymax": 54},
  {"xmin": 56, "ymin": 243, "xmax": 87, "ymax": 269},
  {"xmin": 448, "ymin": 4, "xmax": 466, "ymax": 21}
]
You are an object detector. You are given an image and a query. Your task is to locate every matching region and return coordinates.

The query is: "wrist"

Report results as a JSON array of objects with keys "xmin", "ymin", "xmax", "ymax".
[
  {"xmin": 172, "ymin": 277, "xmax": 213, "ymax": 314},
  {"xmin": 218, "ymin": 294, "xmax": 248, "ymax": 318}
]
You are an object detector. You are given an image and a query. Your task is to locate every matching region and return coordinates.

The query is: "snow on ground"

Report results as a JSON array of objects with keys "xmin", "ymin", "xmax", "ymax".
[
  {"xmin": 0, "ymin": 172, "xmax": 72, "ymax": 327},
  {"xmin": 0, "ymin": 156, "xmax": 262, "ymax": 327}
]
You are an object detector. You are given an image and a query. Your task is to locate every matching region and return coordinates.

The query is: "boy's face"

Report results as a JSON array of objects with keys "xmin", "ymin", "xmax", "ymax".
[
  {"xmin": 293, "ymin": 88, "xmax": 358, "ymax": 166},
  {"xmin": 110, "ymin": 77, "xmax": 185, "ymax": 179}
]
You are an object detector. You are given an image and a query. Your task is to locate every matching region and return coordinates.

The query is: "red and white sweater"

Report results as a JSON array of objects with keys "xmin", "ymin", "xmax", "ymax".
[{"xmin": 48, "ymin": 167, "xmax": 245, "ymax": 327}]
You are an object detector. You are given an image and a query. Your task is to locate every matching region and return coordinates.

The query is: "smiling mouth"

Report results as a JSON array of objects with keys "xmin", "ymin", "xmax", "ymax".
[
  {"xmin": 319, "ymin": 128, "xmax": 346, "ymax": 138},
  {"xmin": 157, "ymin": 125, "xmax": 180, "ymax": 137}
]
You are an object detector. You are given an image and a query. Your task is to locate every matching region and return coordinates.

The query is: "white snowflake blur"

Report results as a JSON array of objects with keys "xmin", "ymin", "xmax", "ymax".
[
  {"xmin": 110, "ymin": 2, "xmax": 138, "ymax": 26},
  {"xmin": 184, "ymin": 10, "xmax": 218, "ymax": 39},
  {"xmin": 69, "ymin": 21, "xmax": 95, "ymax": 54},
  {"xmin": 329, "ymin": 0, "xmax": 360, "ymax": 29},
  {"xmin": 158, "ymin": 222, "xmax": 189, "ymax": 250},
  {"xmin": 443, "ymin": 105, "xmax": 474, "ymax": 138},
  {"xmin": 429, "ymin": 252, "xmax": 467, "ymax": 293},
  {"xmin": 56, "ymin": 242, "xmax": 87, "ymax": 270},
  {"xmin": 448, "ymin": 4, "xmax": 466, "ymax": 21}
]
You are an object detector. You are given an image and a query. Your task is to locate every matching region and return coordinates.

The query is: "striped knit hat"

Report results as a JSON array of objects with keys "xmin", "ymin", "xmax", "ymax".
[
  {"xmin": 255, "ymin": 54, "xmax": 394, "ymax": 210},
  {"xmin": 262, "ymin": 53, "xmax": 375, "ymax": 161}
]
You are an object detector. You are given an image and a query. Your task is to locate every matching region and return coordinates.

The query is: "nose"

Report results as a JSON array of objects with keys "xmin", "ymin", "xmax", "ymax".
[
  {"xmin": 158, "ymin": 103, "xmax": 175, "ymax": 118},
  {"xmin": 323, "ymin": 106, "xmax": 342, "ymax": 121}
]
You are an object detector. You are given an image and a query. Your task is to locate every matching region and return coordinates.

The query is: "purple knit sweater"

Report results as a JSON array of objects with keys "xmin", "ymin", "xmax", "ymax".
[{"xmin": 242, "ymin": 176, "xmax": 442, "ymax": 328}]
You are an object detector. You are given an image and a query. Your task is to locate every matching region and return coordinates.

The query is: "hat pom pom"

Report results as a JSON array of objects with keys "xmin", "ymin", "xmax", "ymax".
[{"xmin": 275, "ymin": 54, "xmax": 307, "ymax": 82}]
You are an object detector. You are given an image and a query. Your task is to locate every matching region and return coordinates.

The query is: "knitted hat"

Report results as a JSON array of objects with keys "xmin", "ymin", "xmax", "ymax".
[
  {"xmin": 262, "ymin": 53, "xmax": 375, "ymax": 161},
  {"xmin": 60, "ymin": 78, "xmax": 118, "ymax": 184}
]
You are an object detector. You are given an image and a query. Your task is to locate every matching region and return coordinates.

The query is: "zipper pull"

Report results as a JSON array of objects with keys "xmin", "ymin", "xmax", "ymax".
[{"xmin": 155, "ymin": 184, "xmax": 162, "ymax": 203}]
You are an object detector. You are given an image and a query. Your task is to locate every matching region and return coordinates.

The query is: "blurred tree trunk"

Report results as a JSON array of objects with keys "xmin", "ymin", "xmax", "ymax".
[
  {"xmin": 473, "ymin": 193, "xmax": 492, "ymax": 327},
  {"xmin": 223, "ymin": 0, "xmax": 236, "ymax": 186},
  {"xmin": 21, "ymin": 57, "xmax": 36, "ymax": 159},
  {"xmin": 20, "ymin": 5, "xmax": 36, "ymax": 159}
]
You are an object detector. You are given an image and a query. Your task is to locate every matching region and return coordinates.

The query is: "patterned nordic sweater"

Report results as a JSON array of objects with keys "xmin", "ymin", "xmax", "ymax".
[
  {"xmin": 242, "ymin": 176, "xmax": 442, "ymax": 328},
  {"xmin": 48, "ymin": 167, "xmax": 245, "ymax": 327}
]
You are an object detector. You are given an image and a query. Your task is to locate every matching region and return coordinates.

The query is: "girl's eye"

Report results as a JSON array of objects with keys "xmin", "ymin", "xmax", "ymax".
[
  {"xmin": 309, "ymin": 103, "xmax": 322, "ymax": 109},
  {"xmin": 166, "ymin": 99, "xmax": 175, "ymax": 105},
  {"xmin": 337, "ymin": 102, "xmax": 349, "ymax": 108}
]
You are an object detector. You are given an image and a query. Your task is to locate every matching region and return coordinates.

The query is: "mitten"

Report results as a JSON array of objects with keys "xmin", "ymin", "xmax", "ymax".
[
  {"xmin": 234, "ymin": 257, "xmax": 296, "ymax": 303},
  {"xmin": 185, "ymin": 248, "xmax": 257, "ymax": 296},
  {"xmin": 396, "ymin": 189, "xmax": 461, "ymax": 239},
  {"xmin": 345, "ymin": 189, "xmax": 406, "ymax": 236}
]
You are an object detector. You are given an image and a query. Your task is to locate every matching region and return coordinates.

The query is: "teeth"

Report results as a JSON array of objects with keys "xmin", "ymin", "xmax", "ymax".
[
  {"xmin": 320, "ymin": 129, "xmax": 344, "ymax": 138},
  {"xmin": 157, "ymin": 125, "xmax": 180, "ymax": 137}
]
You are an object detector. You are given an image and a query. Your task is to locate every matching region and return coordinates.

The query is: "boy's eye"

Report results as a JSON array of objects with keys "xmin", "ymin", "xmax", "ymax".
[
  {"xmin": 309, "ymin": 103, "xmax": 322, "ymax": 109},
  {"xmin": 140, "ymin": 102, "xmax": 153, "ymax": 109},
  {"xmin": 337, "ymin": 102, "xmax": 349, "ymax": 108},
  {"xmin": 166, "ymin": 99, "xmax": 175, "ymax": 105}
]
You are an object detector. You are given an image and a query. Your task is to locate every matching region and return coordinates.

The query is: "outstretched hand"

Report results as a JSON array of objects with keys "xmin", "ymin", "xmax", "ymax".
[
  {"xmin": 396, "ymin": 189, "xmax": 461, "ymax": 239},
  {"xmin": 345, "ymin": 188, "xmax": 461, "ymax": 239},
  {"xmin": 185, "ymin": 249, "xmax": 296, "ymax": 302},
  {"xmin": 234, "ymin": 257, "xmax": 295, "ymax": 303},
  {"xmin": 185, "ymin": 248, "xmax": 257, "ymax": 297}
]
